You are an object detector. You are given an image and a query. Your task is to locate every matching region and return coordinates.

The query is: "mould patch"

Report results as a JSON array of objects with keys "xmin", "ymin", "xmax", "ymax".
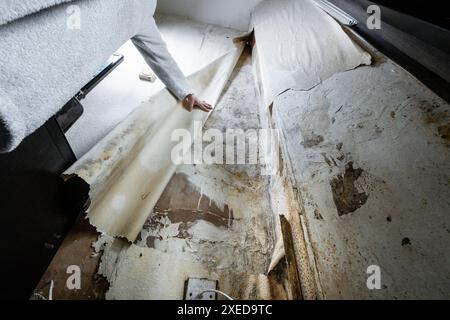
[{"xmin": 330, "ymin": 162, "xmax": 369, "ymax": 216}]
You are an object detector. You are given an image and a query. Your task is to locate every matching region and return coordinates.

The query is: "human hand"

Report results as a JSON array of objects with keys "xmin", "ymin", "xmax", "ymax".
[{"xmin": 182, "ymin": 94, "xmax": 212, "ymax": 113}]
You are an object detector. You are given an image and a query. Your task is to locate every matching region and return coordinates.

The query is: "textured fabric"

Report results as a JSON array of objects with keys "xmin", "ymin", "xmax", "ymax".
[
  {"xmin": 0, "ymin": 0, "xmax": 74, "ymax": 26},
  {"xmin": 0, "ymin": 0, "xmax": 154, "ymax": 153}
]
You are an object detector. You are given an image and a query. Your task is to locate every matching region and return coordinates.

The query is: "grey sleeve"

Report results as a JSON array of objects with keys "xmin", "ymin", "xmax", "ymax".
[{"xmin": 131, "ymin": 17, "xmax": 192, "ymax": 101}]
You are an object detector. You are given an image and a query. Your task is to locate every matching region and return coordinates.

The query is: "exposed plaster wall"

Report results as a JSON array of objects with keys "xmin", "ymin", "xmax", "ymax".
[{"xmin": 273, "ymin": 51, "xmax": 450, "ymax": 299}]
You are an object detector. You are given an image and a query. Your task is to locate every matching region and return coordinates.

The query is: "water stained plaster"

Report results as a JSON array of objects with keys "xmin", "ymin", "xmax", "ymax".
[
  {"xmin": 41, "ymin": 45, "xmax": 450, "ymax": 299},
  {"xmin": 99, "ymin": 0, "xmax": 376, "ymax": 295},
  {"xmin": 53, "ymin": 0, "xmax": 374, "ymax": 300},
  {"xmin": 93, "ymin": 50, "xmax": 294, "ymax": 300},
  {"xmin": 35, "ymin": 20, "xmax": 300, "ymax": 300},
  {"xmin": 272, "ymin": 46, "xmax": 450, "ymax": 299},
  {"xmin": 36, "ymin": 2, "xmax": 450, "ymax": 300}
]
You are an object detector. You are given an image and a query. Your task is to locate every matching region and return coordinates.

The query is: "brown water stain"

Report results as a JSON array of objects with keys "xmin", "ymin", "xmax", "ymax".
[
  {"xmin": 330, "ymin": 162, "xmax": 369, "ymax": 216},
  {"xmin": 420, "ymin": 102, "xmax": 442, "ymax": 124},
  {"xmin": 419, "ymin": 101, "xmax": 450, "ymax": 143},
  {"xmin": 438, "ymin": 124, "xmax": 450, "ymax": 142},
  {"xmin": 165, "ymin": 209, "xmax": 232, "ymax": 229},
  {"xmin": 159, "ymin": 173, "xmax": 233, "ymax": 226},
  {"xmin": 146, "ymin": 236, "xmax": 157, "ymax": 248},
  {"xmin": 301, "ymin": 133, "xmax": 324, "ymax": 148},
  {"xmin": 33, "ymin": 218, "xmax": 109, "ymax": 300},
  {"xmin": 140, "ymin": 173, "xmax": 235, "ymax": 244},
  {"xmin": 314, "ymin": 208, "xmax": 324, "ymax": 220}
]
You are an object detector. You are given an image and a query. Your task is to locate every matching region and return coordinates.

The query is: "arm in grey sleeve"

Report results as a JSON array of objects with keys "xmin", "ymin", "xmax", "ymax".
[{"xmin": 131, "ymin": 18, "xmax": 192, "ymax": 101}]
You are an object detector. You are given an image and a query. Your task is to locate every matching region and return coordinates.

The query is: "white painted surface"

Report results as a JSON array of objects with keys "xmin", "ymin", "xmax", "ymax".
[
  {"xmin": 156, "ymin": 0, "xmax": 263, "ymax": 31},
  {"xmin": 67, "ymin": 15, "xmax": 240, "ymax": 158},
  {"xmin": 274, "ymin": 58, "xmax": 450, "ymax": 299}
]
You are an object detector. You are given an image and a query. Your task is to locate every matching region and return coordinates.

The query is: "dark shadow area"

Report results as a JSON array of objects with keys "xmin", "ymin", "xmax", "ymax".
[
  {"xmin": 330, "ymin": 0, "xmax": 450, "ymax": 103},
  {"xmin": 0, "ymin": 117, "xmax": 79, "ymax": 300},
  {"xmin": 373, "ymin": 0, "xmax": 450, "ymax": 30}
]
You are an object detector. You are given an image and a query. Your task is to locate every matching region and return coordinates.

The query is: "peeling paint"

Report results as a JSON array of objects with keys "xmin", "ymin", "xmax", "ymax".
[{"xmin": 330, "ymin": 162, "xmax": 369, "ymax": 216}]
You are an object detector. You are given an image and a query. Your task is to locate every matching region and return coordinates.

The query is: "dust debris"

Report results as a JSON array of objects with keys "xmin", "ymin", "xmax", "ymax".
[
  {"xmin": 401, "ymin": 237, "xmax": 411, "ymax": 246},
  {"xmin": 314, "ymin": 208, "xmax": 324, "ymax": 220}
]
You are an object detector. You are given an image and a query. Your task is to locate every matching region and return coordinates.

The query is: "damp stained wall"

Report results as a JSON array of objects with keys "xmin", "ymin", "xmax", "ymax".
[
  {"xmin": 40, "ymin": 5, "xmax": 450, "ymax": 300},
  {"xmin": 96, "ymin": 50, "xmax": 288, "ymax": 300},
  {"xmin": 272, "ymin": 43, "xmax": 450, "ymax": 299}
]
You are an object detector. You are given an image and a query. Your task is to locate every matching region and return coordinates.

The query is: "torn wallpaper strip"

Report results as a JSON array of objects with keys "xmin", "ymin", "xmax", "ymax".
[
  {"xmin": 251, "ymin": 0, "xmax": 371, "ymax": 107},
  {"xmin": 64, "ymin": 43, "xmax": 245, "ymax": 242}
]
